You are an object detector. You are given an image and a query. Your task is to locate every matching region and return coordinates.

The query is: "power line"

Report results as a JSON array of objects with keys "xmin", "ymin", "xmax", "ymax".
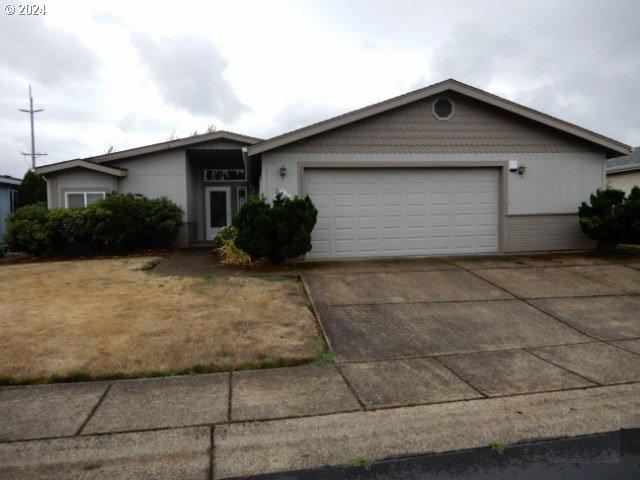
[{"xmin": 19, "ymin": 85, "xmax": 46, "ymax": 169}]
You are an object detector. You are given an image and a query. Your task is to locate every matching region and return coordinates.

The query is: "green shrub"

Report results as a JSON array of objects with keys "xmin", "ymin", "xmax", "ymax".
[
  {"xmin": 17, "ymin": 170, "xmax": 46, "ymax": 207},
  {"xmin": 619, "ymin": 186, "xmax": 640, "ymax": 245},
  {"xmin": 3, "ymin": 194, "xmax": 183, "ymax": 254},
  {"xmin": 233, "ymin": 196, "xmax": 274, "ymax": 259},
  {"xmin": 578, "ymin": 188, "xmax": 627, "ymax": 251},
  {"xmin": 232, "ymin": 192, "xmax": 317, "ymax": 262},
  {"xmin": 3, "ymin": 202, "xmax": 50, "ymax": 253},
  {"xmin": 88, "ymin": 193, "xmax": 183, "ymax": 251},
  {"xmin": 143, "ymin": 197, "xmax": 185, "ymax": 247},
  {"xmin": 270, "ymin": 193, "xmax": 318, "ymax": 262}
]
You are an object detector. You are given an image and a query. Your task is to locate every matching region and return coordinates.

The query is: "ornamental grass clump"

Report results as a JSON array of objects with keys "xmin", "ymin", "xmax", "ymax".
[{"xmin": 214, "ymin": 226, "xmax": 252, "ymax": 265}]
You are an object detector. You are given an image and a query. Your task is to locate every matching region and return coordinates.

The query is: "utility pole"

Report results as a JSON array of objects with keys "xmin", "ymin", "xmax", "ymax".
[{"xmin": 20, "ymin": 85, "xmax": 46, "ymax": 169}]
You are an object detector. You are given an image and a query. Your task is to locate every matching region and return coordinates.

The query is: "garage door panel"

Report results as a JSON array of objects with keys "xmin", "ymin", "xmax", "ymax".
[
  {"xmin": 333, "ymin": 216, "xmax": 355, "ymax": 230},
  {"xmin": 358, "ymin": 216, "xmax": 379, "ymax": 229},
  {"xmin": 359, "ymin": 238, "xmax": 380, "ymax": 252},
  {"xmin": 315, "ymin": 216, "xmax": 331, "ymax": 231},
  {"xmin": 305, "ymin": 168, "xmax": 500, "ymax": 259},
  {"xmin": 311, "ymin": 193, "xmax": 330, "ymax": 207},
  {"xmin": 382, "ymin": 215, "xmax": 404, "ymax": 228},
  {"xmin": 334, "ymin": 239, "xmax": 356, "ymax": 253},
  {"xmin": 407, "ymin": 215, "xmax": 427, "ymax": 228},
  {"xmin": 357, "ymin": 193, "xmax": 378, "ymax": 206},
  {"xmin": 381, "ymin": 193, "xmax": 403, "ymax": 206}
]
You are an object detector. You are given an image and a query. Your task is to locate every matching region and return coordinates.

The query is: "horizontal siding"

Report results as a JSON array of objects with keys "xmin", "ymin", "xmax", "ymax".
[
  {"xmin": 507, "ymin": 214, "xmax": 595, "ymax": 252},
  {"xmin": 279, "ymin": 92, "xmax": 599, "ymax": 155},
  {"xmin": 607, "ymin": 171, "xmax": 640, "ymax": 194}
]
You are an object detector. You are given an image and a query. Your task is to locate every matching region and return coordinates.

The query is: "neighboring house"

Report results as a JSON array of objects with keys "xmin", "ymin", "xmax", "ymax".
[
  {"xmin": 0, "ymin": 175, "xmax": 21, "ymax": 238},
  {"xmin": 606, "ymin": 147, "xmax": 639, "ymax": 194},
  {"xmin": 36, "ymin": 79, "xmax": 631, "ymax": 258}
]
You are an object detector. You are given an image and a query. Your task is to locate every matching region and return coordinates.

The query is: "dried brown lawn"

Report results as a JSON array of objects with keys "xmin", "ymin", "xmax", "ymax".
[{"xmin": 0, "ymin": 257, "xmax": 320, "ymax": 381}]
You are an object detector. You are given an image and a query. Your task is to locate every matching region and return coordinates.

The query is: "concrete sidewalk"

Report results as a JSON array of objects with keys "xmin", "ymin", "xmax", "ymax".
[
  {"xmin": 2, "ymin": 251, "xmax": 640, "ymax": 478},
  {"xmin": 1, "ymin": 365, "xmax": 640, "ymax": 479}
]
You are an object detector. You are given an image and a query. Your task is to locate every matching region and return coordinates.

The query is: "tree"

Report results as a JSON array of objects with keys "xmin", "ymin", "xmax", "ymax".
[
  {"xmin": 619, "ymin": 186, "xmax": 640, "ymax": 245},
  {"xmin": 18, "ymin": 170, "xmax": 47, "ymax": 208}
]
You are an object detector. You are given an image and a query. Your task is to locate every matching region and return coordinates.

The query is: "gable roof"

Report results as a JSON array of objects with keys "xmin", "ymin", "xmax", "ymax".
[
  {"xmin": 0, "ymin": 175, "xmax": 21, "ymax": 186},
  {"xmin": 35, "ymin": 130, "xmax": 262, "ymax": 176},
  {"xmin": 37, "ymin": 159, "xmax": 128, "ymax": 177},
  {"xmin": 89, "ymin": 130, "xmax": 261, "ymax": 165},
  {"xmin": 606, "ymin": 147, "xmax": 640, "ymax": 174},
  {"xmin": 248, "ymin": 79, "xmax": 631, "ymax": 158}
]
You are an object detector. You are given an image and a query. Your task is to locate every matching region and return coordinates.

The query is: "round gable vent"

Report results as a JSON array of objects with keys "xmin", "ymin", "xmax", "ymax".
[{"xmin": 433, "ymin": 97, "xmax": 454, "ymax": 120}]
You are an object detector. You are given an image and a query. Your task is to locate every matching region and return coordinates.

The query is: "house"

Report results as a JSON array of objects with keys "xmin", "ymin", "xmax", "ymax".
[
  {"xmin": 36, "ymin": 131, "xmax": 261, "ymax": 247},
  {"xmin": 0, "ymin": 175, "xmax": 21, "ymax": 238},
  {"xmin": 606, "ymin": 147, "xmax": 639, "ymax": 194},
  {"xmin": 36, "ymin": 79, "xmax": 631, "ymax": 258}
]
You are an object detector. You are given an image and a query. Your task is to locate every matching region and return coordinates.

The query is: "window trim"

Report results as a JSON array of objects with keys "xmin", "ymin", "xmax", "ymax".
[
  {"xmin": 432, "ymin": 96, "xmax": 455, "ymax": 120},
  {"xmin": 8, "ymin": 188, "xmax": 18, "ymax": 213},
  {"xmin": 237, "ymin": 186, "xmax": 247, "ymax": 212},
  {"xmin": 203, "ymin": 169, "xmax": 246, "ymax": 182},
  {"xmin": 64, "ymin": 191, "xmax": 106, "ymax": 208}
]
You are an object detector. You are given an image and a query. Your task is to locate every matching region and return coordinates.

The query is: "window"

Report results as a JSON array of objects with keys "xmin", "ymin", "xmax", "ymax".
[
  {"xmin": 432, "ymin": 97, "xmax": 454, "ymax": 120},
  {"xmin": 9, "ymin": 189, "xmax": 18, "ymax": 213},
  {"xmin": 204, "ymin": 169, "xmax": 246, "ymax": 182},
  {"xmin": 237, "ymin": 186, "xmax": 247, "ymax": 211},
  {"xmin": 65, "ymin": 191, "xmax": 106, "ymax": 208}
]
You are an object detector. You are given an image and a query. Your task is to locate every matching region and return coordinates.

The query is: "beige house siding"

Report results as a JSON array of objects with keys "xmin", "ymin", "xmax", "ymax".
[
  {"xmin": 506, "ymin": 214, "xmax": 594, "ymax": 252},
  {"xmin": 48, "ymin": 170, "xmax": 118, "ymax": 209},
  {"xmin": 607, "ymin": 171, "xmax": 640, "ymax": 194},
  {"xmin": 277, "ymin": 92, "xmax": 601, "ymax": 155}
]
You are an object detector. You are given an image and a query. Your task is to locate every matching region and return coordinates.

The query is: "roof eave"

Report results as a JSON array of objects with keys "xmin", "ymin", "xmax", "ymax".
[
  {"xmin": 92, "ymin": 130, "xmax": 262, "ymax": 165},
  {"xmin": 606, "ymin": 165, "xmax": 640, "ymax": 175},
  {"xmin": 36, "ymin": 160, "xmax": 128, "ymax": 177},
  {"xmin": 0, "ymin": 178, "xmax": 21, "ymax": 186},
  {"xmin": 248, "ymin": 79, "xmax": 631, "ymax": 157}
]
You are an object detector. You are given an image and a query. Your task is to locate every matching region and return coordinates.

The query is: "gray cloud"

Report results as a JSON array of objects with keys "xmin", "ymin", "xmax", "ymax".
[
  {"xmin": 428, "ymin": 0, "xmax": 640, "ymax": 145},
  {"xmin": 0, "ymin": 15, "xmax": 101, "ymax": 85},
  {"xmin": 269, "ymin": 102, "xmax": 345, "ymax": 138},
  {"xmin": 130, "ymin": 33, "xmax": 249, "ymax": 122},
  {"xmin": 118, "ymin": 112, "xmax": 176, "ymax": 134}
]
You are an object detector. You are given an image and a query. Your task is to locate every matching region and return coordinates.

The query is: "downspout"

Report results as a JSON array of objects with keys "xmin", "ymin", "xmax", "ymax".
[
  {"xmin": 241, "ymin": 146, "xmax": 252, "ymax": 195},
  {"xmin": 41, "ymin": 174, "xmax": 51, "ymax": 209}
]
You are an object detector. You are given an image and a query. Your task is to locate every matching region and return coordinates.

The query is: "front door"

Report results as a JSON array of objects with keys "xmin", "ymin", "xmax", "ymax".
[{"xmin": 205, "ymin": 186, "xmax": 231, "ymax": 240}]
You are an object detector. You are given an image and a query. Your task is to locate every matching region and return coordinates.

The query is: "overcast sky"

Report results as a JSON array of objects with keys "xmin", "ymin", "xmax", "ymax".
[{"xmin": 1, "ymin": 0, "xmax": 638, "ymax": 178}]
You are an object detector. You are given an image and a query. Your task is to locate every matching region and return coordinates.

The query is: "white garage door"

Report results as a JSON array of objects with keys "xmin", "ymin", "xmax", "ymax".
[{"xmin": 304, "ymin": 168, "xmax": 500, "ymax": 259}]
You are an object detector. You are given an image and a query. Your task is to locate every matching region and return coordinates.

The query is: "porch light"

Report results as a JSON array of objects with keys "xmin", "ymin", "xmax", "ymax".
[{"xmin": 279, "ymin": 166, "xmax": 287, "ymax": 179}]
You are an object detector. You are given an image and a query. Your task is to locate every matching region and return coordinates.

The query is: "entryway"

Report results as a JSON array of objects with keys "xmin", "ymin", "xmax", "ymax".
[{"xmin": 205, "ymin": 186, "xmax": 231, "ymax": 240}]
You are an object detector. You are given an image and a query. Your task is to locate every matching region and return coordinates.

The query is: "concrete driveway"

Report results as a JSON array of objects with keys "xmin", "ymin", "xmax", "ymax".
[{"xmin": 301, "ymin": 253, "xmax": 640, "ymax": 409}]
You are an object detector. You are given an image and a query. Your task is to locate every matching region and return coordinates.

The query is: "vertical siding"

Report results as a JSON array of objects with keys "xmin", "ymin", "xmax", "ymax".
[
  {"xmin": 112, "ymin": 150, "xmax": 187, "ymax": 219},
  {"xmin": 50, "ymin": 170, "xmax": 118, "ymax": 209},
  {"xmin": 506, "ymin": 214, "xmax": 594, "ymax": 252},
  {"xmin": 0, "ymin": 186, "xmax": 10, "ymax": 235}
]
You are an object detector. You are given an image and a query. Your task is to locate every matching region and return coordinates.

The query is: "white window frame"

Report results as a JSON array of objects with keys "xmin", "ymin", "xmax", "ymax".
[
  {"xmin": 65, "ymin": 191, "xmax": 106, "ymax": 208},
  {"xmin": 432, "ymin": 96, "xmax": 455, "ymax": 120},
  {"xmin": 203, "ymin": 169, "xmax": 246, "ymax": 182},
  {"xmin": 9, "ymin": 188, "xmax": 18, "ymax": 213},
  {"xmin": 237, "ymin": 186, "xmax": 247, "ymax": 212}
]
